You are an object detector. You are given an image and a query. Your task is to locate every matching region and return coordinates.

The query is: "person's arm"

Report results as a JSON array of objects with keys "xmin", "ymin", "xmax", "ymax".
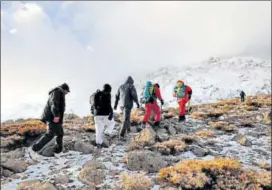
[
  {"xmin": 130, "ymin": 85, "xmax": 140, "ymax": 107},
  {"xmin": 114, "ymin": 87, "xmax": 120, "ymax": 109},
  {"xmin": 155, "ymin": 87, "xmax": 163, "ymax": 101},
  {"xmin": 50, "ymin": 90, "xmax": 61, "ymax": 118},
  {"xmin": 108, "ymin": 94, "xmax": 113, "ymax": 120},
  {"xmin": 172, "ymin": 87, "xmax": 177, "ymax": 97},
  {"xmin": 186, "ymin": 86, "xmax": 192, "ymax": 100}
]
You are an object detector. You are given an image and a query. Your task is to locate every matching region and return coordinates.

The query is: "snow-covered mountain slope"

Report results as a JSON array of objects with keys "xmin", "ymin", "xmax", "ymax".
[
  {"xmin": 1, "ymin": 56, "xmax": 271, "ymax": 122},
  {"xmin": 134, "ymin": 56, "xmax": 271, "ymax": 107}
]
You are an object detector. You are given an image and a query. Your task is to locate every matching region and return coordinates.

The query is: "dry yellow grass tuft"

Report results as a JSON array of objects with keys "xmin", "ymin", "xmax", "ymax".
[
  {"xmin": 195, "ymin": 129, "xmax": 215, "ymax": 138},
  {"xmin": 240, "ymin": 169, "xmax": 272, "ymax": 188},
  {"xmin": 208, "ymin": 121, "xmax": 237, "ymax": 132},
  {"xmin": 191, "ymin": 112, "xmax": 207, "ymax": 119},
  {"xmin": 18, "ymin": 120, "xmax": 47, "ymax": 135},
  {"xmin": 153, "ymin": 140, "xmax": 186, "ymax": 152},
  {"xmin": 1, "ymin": 120, "xmax": 47, "ymax": 136},
  {"xmin": 209, "ymin": 121, "xmax": 229, "ymax": 128},
  {"xmin": 158, "ymin": 157, "xmax": 271, "ymax": 189},
  {"xmin": 119, "ymin": 172, "xmax": 153, "ymax": 190},
  {"xmin": 157, "ymin": 157, "xmax": 241, "ymax": 188},
  {"xmin": 256, "ymin": 160, "xmax": 271, "ymax": 170}
]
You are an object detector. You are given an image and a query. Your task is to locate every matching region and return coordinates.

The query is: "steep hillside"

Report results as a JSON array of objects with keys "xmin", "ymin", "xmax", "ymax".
[
  {"xmin": 134, "ymin": 56, "xmax": 271, "ymax": 107},
  {"xmin": 1, "ymin": 94, "xmax": 271, "ymax": 190}
]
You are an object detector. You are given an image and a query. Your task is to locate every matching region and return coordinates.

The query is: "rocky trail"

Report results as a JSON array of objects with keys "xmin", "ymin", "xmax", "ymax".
[{"xmin": 1, "ymin": 94, "xmax": 271, "ymax": 190}]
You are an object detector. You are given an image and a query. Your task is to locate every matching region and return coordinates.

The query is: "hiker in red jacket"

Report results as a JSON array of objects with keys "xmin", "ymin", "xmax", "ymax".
[
  {"xmin": 173, "ymin": 80, "xmax": 192, "ymax": 121},
  {"xmin": 142, "ymin": 81, "xmax": 164, "ymax": 127}
]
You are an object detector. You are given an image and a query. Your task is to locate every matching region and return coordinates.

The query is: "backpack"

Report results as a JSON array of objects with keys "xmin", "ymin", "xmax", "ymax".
[
  {"xmin": 174, "ymin": 82, "xmax": 185, "ymax": 98},
  {"xmin": 141, "ymin": 85, "xmax": 155, "ymax": 104},
  {"xmin": 90, "ymin": 90, "xmax": 102, "ymax": 114}
]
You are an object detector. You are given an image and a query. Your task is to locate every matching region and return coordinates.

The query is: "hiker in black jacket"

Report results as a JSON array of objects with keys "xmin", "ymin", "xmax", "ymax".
[
  {"xmin": 114, "ymin": 76, "xmax": 140, "ymax": 140},
  {"xmin": 240, "ymin": 91, "xmax": 246, "ymax": 102},
  {"xmin": 93, "ymin": 84, "xmax": 115, "ymax": 148},
  {"xmin": 31, "ymin": 83, "xmax": 70, "ymax": 154}
]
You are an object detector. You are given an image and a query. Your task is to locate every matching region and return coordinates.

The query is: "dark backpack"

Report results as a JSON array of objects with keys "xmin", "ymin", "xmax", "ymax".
[{"xmin": 90, "ymin": 90, "xmax": 102, "ymax": 115}]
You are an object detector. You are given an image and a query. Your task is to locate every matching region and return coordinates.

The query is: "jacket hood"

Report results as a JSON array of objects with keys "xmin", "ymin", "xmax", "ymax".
[
  {"xmin": 125, "ymin": 76, "xmax": 134, "ymax": 84},
  {"xmin": 145, "ymin": 81, "xmax": 152, "ymax": 87},
  {"xmin": 49, "ymin": 87, "xmax": 64, "ymax": 95}
]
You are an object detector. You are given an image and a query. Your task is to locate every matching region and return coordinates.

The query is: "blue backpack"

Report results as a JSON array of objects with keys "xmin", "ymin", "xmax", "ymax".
[{"xmin": 141, "ymin": 81, "xmax": 155, "ymax": 103}]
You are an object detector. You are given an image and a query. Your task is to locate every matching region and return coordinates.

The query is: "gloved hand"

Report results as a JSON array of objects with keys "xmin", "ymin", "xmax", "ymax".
[
  {"xmin": 136, "ymin": 103, "xmax": 140, "ymax": 108},
  {"xmin": 108, "ymin": 114, "xmax": 113, "ymax": 121},
  {"xmin": 114, "ymin": 105, "xmax": 117, "ymax": 110},
  {"xmin": 161, "ymin": 99, "xmax": 164, "ymax": 105}
]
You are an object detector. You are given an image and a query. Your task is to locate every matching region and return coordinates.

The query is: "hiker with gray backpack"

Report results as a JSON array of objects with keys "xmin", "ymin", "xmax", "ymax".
[
  {"xmin": 90, "ymin": 84, "xmax": 115, "ymax": 148},
  {"xmin": 114, "ymin": 76, "xmax": 140, "ymax": 141}
]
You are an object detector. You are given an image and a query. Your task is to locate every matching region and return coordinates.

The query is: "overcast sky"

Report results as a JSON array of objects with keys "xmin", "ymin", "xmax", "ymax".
[{"xmin": 1, "ymin": 1, "xmax": 271, "ymax": 118}]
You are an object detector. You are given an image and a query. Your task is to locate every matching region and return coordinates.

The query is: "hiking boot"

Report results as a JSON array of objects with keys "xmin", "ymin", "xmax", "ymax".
[
  {"xmin": 27, "ymin": 146, "xmax": 41, "ymax": 161},
  {"xmin": 96, "ymin": 144, "xmax": 103, "ymax": 149},
  {"xmin": 141, "ymin": 122, "xmax": 146, "ymax": 128},
  {"xmin": 118, "ymin": 136, "xmax": 126, "ymax": 142},
  {"xmin": 179, "ymin": 115, "xmax": 186, "ymax": 122},
  {"xmin": 154, "ymin": 121, "xmax": 160, "ymax": 127},
  {"xmin": 54, "ymin": 146, "xmax": 63, "ymax": 154},
  {"xmin": 136, "ymin": 127, "xmax": 142, "ymax": 132}
]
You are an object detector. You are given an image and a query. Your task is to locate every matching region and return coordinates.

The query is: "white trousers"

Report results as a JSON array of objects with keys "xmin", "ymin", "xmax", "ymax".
[{"xmin": 94, "ymin": 116, "xmax": 115, "ymax": 145}]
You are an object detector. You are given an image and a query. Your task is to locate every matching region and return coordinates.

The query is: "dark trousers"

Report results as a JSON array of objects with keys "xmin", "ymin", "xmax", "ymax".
[
  {"xmin": 32, "ymin": 122, "xmax": 64, "ymax": 151},
  {"xmin": 119, "ymin": 108, "xmax": 131, "ymax": 137},
  {"xmin": 241, "ymin": 96, "xmax": 245, "ymax": 102}
]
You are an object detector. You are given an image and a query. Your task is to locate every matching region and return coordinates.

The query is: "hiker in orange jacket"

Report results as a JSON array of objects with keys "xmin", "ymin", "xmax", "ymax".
[
  {"xmin": 142, "ymin": 81, "xmax": 164, "ymax": 127},
  {"xmin": 173, "ymin": 80, "xmax": 192, "ymax": 121}
]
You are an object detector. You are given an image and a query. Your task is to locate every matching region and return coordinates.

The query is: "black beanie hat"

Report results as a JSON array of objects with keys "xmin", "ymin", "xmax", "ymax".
[
  {"xmin": 60, "ymin": 83, "xmax": 70, "ymax": 92},
  {"xmin": 103, "ymin": 84, "xmax": 112, "ymax": 92}
]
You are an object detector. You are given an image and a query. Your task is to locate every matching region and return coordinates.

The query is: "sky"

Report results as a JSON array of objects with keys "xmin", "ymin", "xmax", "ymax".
[{"xmin": 1, "ymin": 1, "xmax": 271, "ymax": 120}]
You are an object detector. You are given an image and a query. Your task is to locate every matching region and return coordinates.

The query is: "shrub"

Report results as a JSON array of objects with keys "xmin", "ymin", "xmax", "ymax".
[
  {"xmin": 153, "ymin": 140, "xmax": 186, "ymax": 152},
  {"xmin": 195, "ymin": 130, "xmax": 215, "ymax": 138},
  {"xmin": 157, "ymin": 157, "xmax": 241, "ymax": 189},
  {"xmin": 119, "ymin": 172, "xmax": 153, "ymax": 190},
  {"xmin": 208, "ymin": 121, "xmax": 237, "ymax": 132},
  {"xmin": 191, "ymin": 112, "xmax": 207, "ymax": 119},
  {"xmin": 18, "ymin": 120, "xmax": 47, "ymax": 136}
]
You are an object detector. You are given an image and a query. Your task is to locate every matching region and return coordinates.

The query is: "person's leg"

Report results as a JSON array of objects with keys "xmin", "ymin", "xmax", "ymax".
[
  {"xmin": 55, "ymin": 123, "xmax": 64, "ymax": 153},
  {"xmin": 119, "ymin": 108, "xmax": 127, "ymax": 137},
  {"xmin": 32, "ymin": 123, "xmax": 55, "ymax": 152},
  {"xmin": 94, "ymin": 116, "xmax": 104, "ymax": 145},
  {"xmin": 143, "ymin": 103, "xmax": 152, "ymax": 123},
  {"xmin": 105, "ymin": 116, "xmax": 115, "ymax": 135},
  {"xmin": 153, "ymin": 102, "xmax": 161, "ymax": 122},
  {"xmin": 178, "ymin": 100, "xmax": 186, "ymax": 121}
]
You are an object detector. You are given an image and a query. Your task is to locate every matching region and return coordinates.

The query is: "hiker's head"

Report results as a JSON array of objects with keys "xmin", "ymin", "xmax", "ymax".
[
  {"xmin": 177, "ymin": 80, "xmax": 184, "ymax": 85},
  {"xmin": 145, "ymin": 81, "xmax": 152, "ymax": 87},
  {"xmin": 176, "ymin": 80, "xmax": 184, "ymax": 87},
  {"xmin": 60, "ymin": 83, "xmax": 70, "ymax": 95},
  {"xmin": 154, "ymin": 83, "xmax": 160, "ymax": 88},
  {"xmin": 103, "ymin": 84, "xmax": 112, "ymax": 94},
  {"xmin": 125, "ymin": 76, "xmax": 134, "ymax": 84}
]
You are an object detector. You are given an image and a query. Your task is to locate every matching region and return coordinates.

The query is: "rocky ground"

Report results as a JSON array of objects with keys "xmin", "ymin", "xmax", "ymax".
[{"xmin": 1, "ymin": 94, "xmax": 271, "ymax": 190}]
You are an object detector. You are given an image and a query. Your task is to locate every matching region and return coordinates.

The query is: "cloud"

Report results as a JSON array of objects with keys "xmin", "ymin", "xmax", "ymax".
[
  {"xmin": 9, "ymin": 28, "xmax": 17, "ymax": 34},
  {"xmin": 1, "ymin": 1, "xmax": 271, "ymax": 120}
]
